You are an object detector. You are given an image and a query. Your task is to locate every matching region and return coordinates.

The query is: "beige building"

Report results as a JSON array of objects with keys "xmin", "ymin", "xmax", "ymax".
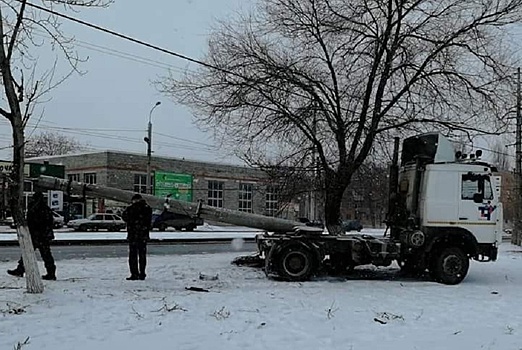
[{"xmin": 29, "ymin": 151, "xmax": 301, "ymax": 220}]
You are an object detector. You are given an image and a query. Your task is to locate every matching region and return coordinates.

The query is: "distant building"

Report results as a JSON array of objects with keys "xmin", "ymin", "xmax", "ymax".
[
  {"xmin": 28, "ymin": 151, "xmax": 301, "ymax": 220},
  {"xmin": 0, "ymin": 160, "xmax": 65, "ymax": 219}
]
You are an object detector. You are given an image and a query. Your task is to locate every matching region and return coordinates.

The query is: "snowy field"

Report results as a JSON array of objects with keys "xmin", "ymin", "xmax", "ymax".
[{"xmin": 1, "ymin": 243, "xmax": 521, "ymax": 350}]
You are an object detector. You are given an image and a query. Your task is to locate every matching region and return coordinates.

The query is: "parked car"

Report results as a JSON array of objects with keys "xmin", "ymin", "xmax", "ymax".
[
  {"xmin": 67, "ymin": 213, "xmax": 126, "ymax": 232},
  {"xmin": 151, "ymin": 210, "xmax": 204, "ymax": 231},
  {"xmin": 52, "ymin": 211, "xmax": 64, "ymax": 229},
  {"xmin": 341, "ymin": 219, "xmax": 363, "ymax": 232}
]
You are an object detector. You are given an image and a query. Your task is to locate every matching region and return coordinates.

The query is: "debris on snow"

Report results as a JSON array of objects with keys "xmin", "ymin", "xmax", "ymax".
[
  {"xmin": 185, "ymin": 286, "xmax": 210, "ymax": 292},
  {"xmin": 199, "ymin": 273, "xmax": 219, "ymax": 281},
  {"xmin": 211, "ymin": 306, "xmax": 230, "ymax": 320},
  {"xmin": 374, "ymin": 312, "xmax": 404, "ymax": 324},
  {"xmin": 13, "ymin": 337, "xmax": 30, "ymax": 350}
]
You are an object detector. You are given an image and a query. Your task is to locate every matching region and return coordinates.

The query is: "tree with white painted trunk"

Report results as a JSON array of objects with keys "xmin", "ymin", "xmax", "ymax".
[{"xmin": 0, "ymin": 0, "xmax": 111, "ymax": 293}]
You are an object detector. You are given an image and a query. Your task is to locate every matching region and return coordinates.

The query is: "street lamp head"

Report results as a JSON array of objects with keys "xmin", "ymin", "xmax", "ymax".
[{"xmin": 148, "ymin": 101, "xmax": 162, "ymax": 123}]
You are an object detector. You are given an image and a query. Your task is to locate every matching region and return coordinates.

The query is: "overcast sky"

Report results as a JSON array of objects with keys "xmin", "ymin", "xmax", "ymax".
[
  {"xmin": 0, "ymin": 0, "xmax": 246, "ymax": 164},
  {"xmin": 0, "ymin": 0, "xmax": 518, "ymax": 168}
]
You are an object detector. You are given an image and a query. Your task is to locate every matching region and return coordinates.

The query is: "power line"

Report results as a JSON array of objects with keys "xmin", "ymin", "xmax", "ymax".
[
  {"xmin": 154, "ymin": 131, "xmax": 214, "ymax": 148},
  {"xmin": 30, "ymin": 28, "xmax": 196, "ymax": 74},
  {"xmin": 22, "ymin": 1, "xmax": 223, "ymax": 73}
]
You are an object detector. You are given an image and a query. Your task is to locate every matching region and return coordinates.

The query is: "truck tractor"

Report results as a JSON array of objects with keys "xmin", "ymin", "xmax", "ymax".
[
  {"xmin": 256, "ymin": 133, "xmax": 502, "ymax": 284},
  {"xmin": 33, "ymin": 133, "xmax": 502, "ymax": 285}
]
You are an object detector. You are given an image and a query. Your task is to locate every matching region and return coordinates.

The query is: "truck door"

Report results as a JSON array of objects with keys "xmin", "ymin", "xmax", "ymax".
[{"xmin": 458, "ymin": 172, "xmax": 498, "ymax": 242}]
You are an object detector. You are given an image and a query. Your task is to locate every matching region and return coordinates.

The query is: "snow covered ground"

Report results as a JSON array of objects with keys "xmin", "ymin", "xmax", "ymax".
[{"xmin": 0, "ymin": 242, "xmax": 521, "ymax": 350}]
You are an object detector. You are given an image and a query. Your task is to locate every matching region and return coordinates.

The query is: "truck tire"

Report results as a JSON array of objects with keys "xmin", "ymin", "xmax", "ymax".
[
  {"xmin": 185, "ymin": 225, "xmax": 195, "ymax": 232},
  {"xmin": 274, "ymin": 243, "xmax": 316, "ymax": 281},
  {"xmin": 429, "ymin": 247, "xmax": 469, "ymax": 285},
  {"xmin": 158, "ymin": 223, "xmax": 167, "ymax": 231}
]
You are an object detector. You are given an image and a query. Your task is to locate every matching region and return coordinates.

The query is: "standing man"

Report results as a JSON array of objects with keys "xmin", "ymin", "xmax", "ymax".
[
  {"xmin": 122, "ymin": 194, "xmax": 152, "ymax": 280},
  {"xmin": 7, "ymin": 191, "xmax": 56, "ymax": 280}
]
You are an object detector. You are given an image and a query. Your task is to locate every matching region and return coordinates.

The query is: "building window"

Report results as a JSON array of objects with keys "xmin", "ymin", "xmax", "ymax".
[
  {"xmin": 265, "ymin": 185, "xmax": 279, "ymax": 216},
  {"xmin": 207, "ymin": 180, "xmax": 224, "ymax": 207},
  {"xmin": 238, "ymin": 182, "xmax": 253, "ymax": 213},
  {"xmin": 68, "ymin": 173, "xmax": 80, "ymax": 182},
  {"xmin": 134, "ymin": 174, "xmax": 147, "ymax": 194},
  {"xmin": 83, "ymin": 173, "xmax": 97, "ymax": 184},
  {"xmin": 23, "ymin": 180, "xmax": 33, "ymax": 193}
]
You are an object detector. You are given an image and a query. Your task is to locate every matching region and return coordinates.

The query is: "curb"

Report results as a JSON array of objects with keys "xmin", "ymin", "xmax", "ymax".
[{"xmin": 0, "ymin": 237, "xmax": 257, "ymax": 247}]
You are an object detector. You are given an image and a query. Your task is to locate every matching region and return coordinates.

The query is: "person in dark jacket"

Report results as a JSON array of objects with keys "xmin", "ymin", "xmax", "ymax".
[
  {"xmin": 122, "ymin": 193, "xmax": 152, "ymax": 280},
  {"xmin": 7, "ymin": 191, "xmax": 57, "ymax": 280}
]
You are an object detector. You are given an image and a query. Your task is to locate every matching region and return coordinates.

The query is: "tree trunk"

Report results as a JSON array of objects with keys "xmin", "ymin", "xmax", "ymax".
[
  {"xmin": 0, "ymin": 5, "xmax": 43, "ymax": 293},
  {"xmin": 323, "ymin": 173, "xmax": 346, "ymax": 235},
  {"xmin": 10, "ymin": 123, "xmax": 43, "ymax": 293}
]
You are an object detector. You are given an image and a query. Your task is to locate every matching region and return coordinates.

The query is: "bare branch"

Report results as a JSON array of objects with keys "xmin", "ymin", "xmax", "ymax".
[{"xmin": 160, "ymin": 0, "xmax": 522, "ymax": 228}]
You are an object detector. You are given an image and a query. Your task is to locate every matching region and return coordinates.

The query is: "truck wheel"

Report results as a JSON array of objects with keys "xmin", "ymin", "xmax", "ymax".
[
  {"xmin": 429, "ymin": 247, "xmax": 469, "ymax": 285},
  {"xmin": 174, "ymin": 226, "xmax": 182, "ymax": 231},
  {"xmin": 274, "ymin": 244, "xmax": 316, "ymax": 281},
  {"xmin": 185, "ymin": 225, "xmax": 195, "ymax": 232},
  {"xmin": 158, "ymin": 223, "xmax": 167, "ymax": 231}
]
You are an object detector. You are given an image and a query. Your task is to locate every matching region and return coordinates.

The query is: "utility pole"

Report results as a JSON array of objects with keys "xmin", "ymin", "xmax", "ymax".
[
  {"xmin": 513, "ymin": 68, "xmax": 522, "ymax": 246},
  {"xmin": 144, "ymin": 101, "xmax": 161, "ymax": 195},
  {"xmin": 309, "ymin": 114, "xmax": 318, "ymax": 221}
]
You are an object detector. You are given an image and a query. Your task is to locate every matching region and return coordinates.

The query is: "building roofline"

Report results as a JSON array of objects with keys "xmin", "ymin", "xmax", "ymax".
[{"xmin": 27, "ymin": 149, "xmax": 249, "ymax": 168}]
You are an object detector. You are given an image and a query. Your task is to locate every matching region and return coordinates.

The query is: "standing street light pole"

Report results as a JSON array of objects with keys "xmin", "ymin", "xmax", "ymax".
[{"xmin": 144, "ymin": 101, "xmax": 161, "ymax": 195}]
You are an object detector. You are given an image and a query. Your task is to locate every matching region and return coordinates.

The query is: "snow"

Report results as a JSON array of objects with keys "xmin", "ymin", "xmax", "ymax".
[
  {"xmin": 0, "ymin": 225, "xmax": 386, "ymax": 241},
  {"xmin": 0, "ymin": 223, "xmax": 265, "ymax": 241},
  {"xmin": 1, "ymin": 237, "xmax": 521, "ymax": 350}
]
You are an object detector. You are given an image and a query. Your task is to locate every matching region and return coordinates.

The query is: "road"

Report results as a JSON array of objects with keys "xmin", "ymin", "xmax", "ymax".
[{"xmin": 0, "ymin": 241, "xmax": 257, "ymax": 262}]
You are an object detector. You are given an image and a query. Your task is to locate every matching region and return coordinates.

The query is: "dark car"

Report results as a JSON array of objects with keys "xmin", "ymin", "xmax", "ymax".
[
  {"xmin": 341, "ymin": 220, "xmax": 363, "ymax": 232},
  {"xmin": 152, "ymin": 210, "xmax": 204, "ymax": 231}
]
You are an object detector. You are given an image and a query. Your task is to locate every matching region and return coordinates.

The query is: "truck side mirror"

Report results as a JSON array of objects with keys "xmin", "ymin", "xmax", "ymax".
[{"xmin": 473, "ymin": 193, "xmax": 484, "ymax": 204}]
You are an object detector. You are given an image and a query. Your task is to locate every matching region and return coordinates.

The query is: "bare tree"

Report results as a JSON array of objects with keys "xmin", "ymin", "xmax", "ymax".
[
  {"xmin": 0, "ymin": 0, "xmax": 111, "ymax": 293},
  {"xmin": 491, "ymin": 141, "xmax": 511, "ymax": 171},
  {"xmin": 160, "ymin": 0, "xmax": 520, "ymax": 234},
  {"xmin": 26, "ymin": 131, "xmax": 86, "ymax": 157}
]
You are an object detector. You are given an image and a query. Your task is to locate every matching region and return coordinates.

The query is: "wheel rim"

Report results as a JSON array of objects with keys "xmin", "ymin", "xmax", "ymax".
[
  {"xmin": 442, "ymin": 255, "xmax": 463, "ymax": 277},
  {"xmin": 282, "ymin": 251, "xmax": 310, "ymax": 277}
]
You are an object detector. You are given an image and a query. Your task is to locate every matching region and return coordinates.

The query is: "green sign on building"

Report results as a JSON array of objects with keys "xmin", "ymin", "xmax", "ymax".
[{"xmin": 154, "ymin": 171, "xmax": 193, "ymax": 202}]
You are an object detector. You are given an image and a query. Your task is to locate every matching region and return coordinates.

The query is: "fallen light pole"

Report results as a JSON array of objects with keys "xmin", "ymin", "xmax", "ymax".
[{"xmin": 34, "ymin": 175, "xmax": 301, "ymax": 233}]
